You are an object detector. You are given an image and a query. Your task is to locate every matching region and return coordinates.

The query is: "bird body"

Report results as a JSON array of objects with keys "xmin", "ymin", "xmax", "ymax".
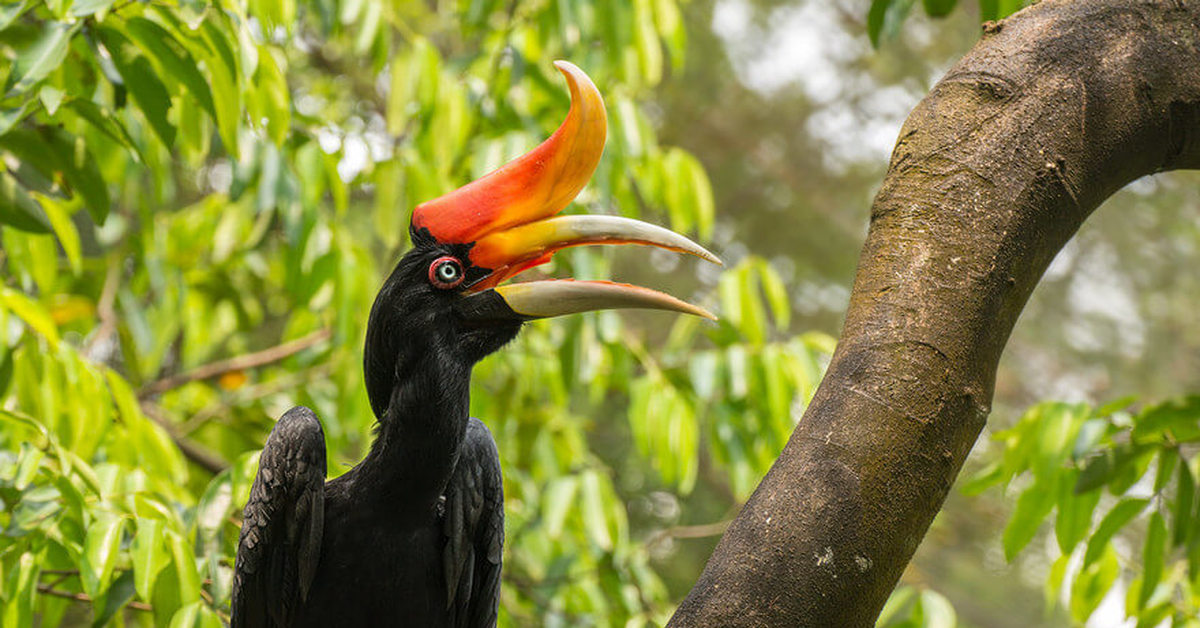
[{"xmin": 230, "ymin": 61, "xmax": 718, "ymax": 627}]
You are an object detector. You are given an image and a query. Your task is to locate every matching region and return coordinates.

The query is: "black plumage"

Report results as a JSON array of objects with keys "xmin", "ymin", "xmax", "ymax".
[{"xmin": 231, "ymin": 243, "xmax": 519, "ymax": 628}]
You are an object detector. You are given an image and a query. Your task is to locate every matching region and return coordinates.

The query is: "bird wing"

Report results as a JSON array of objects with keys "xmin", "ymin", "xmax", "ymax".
[
  {"xmin": 443, "ymin": 417, "xmax": 505, "ymax": 628},
  {"xmin": 231, "ymin": 406, "xmax": 327, "ymax": 628}
]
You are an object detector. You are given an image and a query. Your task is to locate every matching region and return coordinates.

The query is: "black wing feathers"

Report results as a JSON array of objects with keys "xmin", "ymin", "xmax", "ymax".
[
  {"xmin": 444, "ymin": 417, "xmax": 505, "ymax": 628},
  {"xmin": 231, "ymin": 406, "xmax": 327, "ymax": 628}
]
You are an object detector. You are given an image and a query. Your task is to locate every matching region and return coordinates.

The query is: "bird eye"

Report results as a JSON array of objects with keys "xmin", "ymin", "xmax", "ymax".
[{"xmin": 428, "ymin": 256, "xmax": 465, "ymax": 289}]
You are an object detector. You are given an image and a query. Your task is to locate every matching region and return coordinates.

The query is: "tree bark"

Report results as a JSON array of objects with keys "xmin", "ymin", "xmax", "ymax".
[{"xmin": 670, "ymin": 1, "xmax": 1200, "ymax": 625}]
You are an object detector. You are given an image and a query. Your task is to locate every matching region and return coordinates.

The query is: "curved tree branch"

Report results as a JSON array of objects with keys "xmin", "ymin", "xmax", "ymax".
[{"xmin": 670, "ymin": 0, "xmax": 1200, "ymax": 625}]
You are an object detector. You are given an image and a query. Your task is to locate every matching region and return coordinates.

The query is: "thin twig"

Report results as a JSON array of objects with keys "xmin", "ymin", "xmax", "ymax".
[
  {"xmin": 140, "ymin": 401, "xmax": 228, "ymax": 474},
  {"xmin": 177, "ymin": 363, "xmax": 334, "ymax": 436},
  {"xmin": 36, "ymin": 584, "xmax": 152, "ymax": 612},
  {"xmin": 646, "ymin": 519, "xmax": 733, "ymax": 551},
  {"xmin": 138, "ymin": 329, "xmax": 332, "ymax": 399},
  {"xmin": 84, "ymin": 257, "xmax": 122, "ymax": 360}
]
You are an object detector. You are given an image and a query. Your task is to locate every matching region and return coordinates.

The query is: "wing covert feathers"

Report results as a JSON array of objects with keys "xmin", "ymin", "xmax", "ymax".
[
  {"xmin": 444, "ymin": 418, "xmax": 505, "ymax": 628},
  {"xmin": 231, "ymin": 406, "xmax": 327, "ymax": 628}
]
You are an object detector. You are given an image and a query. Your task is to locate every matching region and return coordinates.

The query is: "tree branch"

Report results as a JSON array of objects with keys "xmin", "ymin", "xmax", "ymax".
[
  {"xmin": 138, "ymin": 329, "xmax": 332, "ymax": 399},
  {"xmin": 37, "ymin": 584, "xmax": 152, "ymax": 612},
  {"xmin": 671, "ymin": 0, "xmax": 1200, "ymax": 624}
]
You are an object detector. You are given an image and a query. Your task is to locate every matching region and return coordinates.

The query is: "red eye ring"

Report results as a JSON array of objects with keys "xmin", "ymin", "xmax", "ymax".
[{"xmin": 428, "ymin": 256, "xmax": 465, "ymax": 289}]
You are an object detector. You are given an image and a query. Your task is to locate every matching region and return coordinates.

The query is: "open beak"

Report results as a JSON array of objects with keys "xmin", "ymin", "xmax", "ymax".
[{"xmin": 411, "ymin": 61, "xmax": 720, "ymax": 322}]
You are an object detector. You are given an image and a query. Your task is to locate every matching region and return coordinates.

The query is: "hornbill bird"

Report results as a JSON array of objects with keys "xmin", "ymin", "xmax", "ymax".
[{"xmin": 230, "ymin": 61, "xmax": 719, "ymax": 628}]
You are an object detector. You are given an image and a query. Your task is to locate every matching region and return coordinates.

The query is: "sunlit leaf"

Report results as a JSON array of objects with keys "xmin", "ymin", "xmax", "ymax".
[
  {"xmin": 1083, "ymin": 498, "xmax": 1149, "ymax": 567},
  {"xmin": 6, "ymin": 22, "xmax": 80, "ymax": 96},
  {"xmin": 132, "ymin": 518, "xmax": 168, "ymax": 601},
  {"xmin": 1139, "ymin": 511, "xmax": 1166, "ymax": 608},
  {"xmin": 80, "ymin": 514, "xmax": 126, "ymax": 597}
]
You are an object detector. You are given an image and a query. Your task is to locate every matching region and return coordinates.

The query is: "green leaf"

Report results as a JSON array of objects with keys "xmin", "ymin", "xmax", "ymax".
[
  {"xmin": 758, "ymin": 261, "xmax": 791, "ymax": 329},
  {"xmin": 63, "ymin": 98, "xmax": 146, "ymax": 163},
  {"xmin": 39, "ymin": 85, "xmax": 64, "ymax": 115},
  {"xmin": 1174, "ymin": 458, "xmax": 1195, "ymax": 546},
  {"xmin": 922, "ymin": 0, "xmax": 958, "ymax": 17},
  {"xmin": 978, "ymin": 0, "xmax": 999, "ymax": 21},
  {"xmin": 996, "ymin": 0, "xmax": 1028, "ymax": 19},
  {"xmin": 1055, "ymin": 474, "xmax": 1099, "ymax": 554},
  {"xmin": 252, "ymin": 45, "xmax": 290, "ymax": 145},
  {"xmin": 97, "ymin": 28, "xmax": 177, "ymax": 147},
  {"xmin": 0, "ymin": 1, "xmax": 29, "ymax": 30},
  {"xmin": 0, "ymin": 101, "xmax": 34, "ymax": 135},
  {"xmin": 1083, "ymin": 498, "xmax": 1149, "ymax": 567},
  {"xmin": 919, "ymin": 589, "xmax": 956, "ymax": 628},
  {"xmin": 1070, "ymin": 545, "xmax": 1119, "ymax": 622},
  {"xmin": 197, "ymin": 15, "xmax": 242, "ymax": 158},
  {"xmin": 167, "ymin": 529, "xmax": 201, "ymax": 605},
  {"xmin": 580, "ymin": 470, "xmax": 613, "ymax": 551},
  {"xmin": 6, "ymin": 22, "xmax": 81, "ymax": 96},
  {"xmin": 37, "ymin": 194, "xmax": 82, "ymax": 272},
  {"xmin": 1132, "ymin": 397, "xmax": 1200, "ymax": 444},
  {"xmin": 124, "ymin": 17, "xmax": 217, "ymax": 119},
  {"xmin": 876, "ymin": 585, "xmax": 918, "ymax": 626},
  {"xmin": 91, "ymin": 569, "xmax": 137, "ymax": 628},
  {"xmin": 1139, "ymin": 511, "xmax": 1166, "ymax": 608},
  {"xmin": 1003, "ymin": 477, "xmax": 1057, "ymax": 560},
  {"xmin": 867, "ymin": 0, "xmax": 915, "ymax": 47},
  {"xmin": 71, "ymin": 0, "xmax": 118, "ymax": 17},
  {"xmin": 80, "ymin": 514, "xmax": 127, "ymax": 597},
  {"xmin": 543, "ymin": 476, "xmax": 578, "ymax": 539},
  {"xmin": 132, "ymin": 518, "xmax": 168, "ymax": 600},
  {"xmin": 1, "ymin": 551, "xmax": 37, "ymax": 628},
  {"xmin": 0, "ymin": 171, "xmax": 51, "ymax": 233},
  {"xmin": 633, "ymin": 0, "xmax": 663, "ymax": 86},
  {"xmin": 0, "ymin": 285, "xmax": 59, "ymax": 343}
]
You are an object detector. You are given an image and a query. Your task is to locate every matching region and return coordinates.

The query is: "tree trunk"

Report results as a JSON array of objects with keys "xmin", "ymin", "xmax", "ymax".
[{"xmin": 670, "ymin": 0, "xmax": 1200, "ymax": 625}]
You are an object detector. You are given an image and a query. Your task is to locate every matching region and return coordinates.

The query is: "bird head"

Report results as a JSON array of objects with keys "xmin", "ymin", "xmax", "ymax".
[{"xmin": 365, "ymin": 61, "xmax": 719, "ymax": 418}]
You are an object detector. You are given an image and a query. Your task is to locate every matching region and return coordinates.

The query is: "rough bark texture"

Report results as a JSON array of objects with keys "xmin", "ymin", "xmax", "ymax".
[{"xmin": 670, "ymin": 1, "xmax": 1200, "ymax": 625}]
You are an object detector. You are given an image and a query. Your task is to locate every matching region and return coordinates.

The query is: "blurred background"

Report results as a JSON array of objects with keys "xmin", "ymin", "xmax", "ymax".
[{"xmin": 1, "ymin": 0, "xmax": 1197, "ymax": 626}]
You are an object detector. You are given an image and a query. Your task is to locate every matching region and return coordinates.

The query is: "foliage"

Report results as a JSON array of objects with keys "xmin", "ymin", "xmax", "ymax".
[
  {"xmin": 0, "ymin": 0, "xmax": 832, "ymax": 625},
  {"xmin": 965, "ymin": 397, "xmax": 1200, "ymax": 626},
  {"xmin": 867, "ymin": 0, "xmax": 1034, "ymax": 46}
]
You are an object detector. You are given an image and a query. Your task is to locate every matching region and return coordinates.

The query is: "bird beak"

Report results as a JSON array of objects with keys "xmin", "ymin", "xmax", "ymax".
[{"xmin": 412, "ymin": 61, "xmax": 720, "ymax": 322}]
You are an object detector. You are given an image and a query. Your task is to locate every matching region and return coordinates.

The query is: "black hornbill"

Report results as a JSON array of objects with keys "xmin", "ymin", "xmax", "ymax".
[{"xmin": 229, "ymin": 62, "xmax": 719, "ymax": 627}]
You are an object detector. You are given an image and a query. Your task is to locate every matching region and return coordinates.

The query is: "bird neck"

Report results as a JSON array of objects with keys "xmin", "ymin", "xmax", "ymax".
[{"xmin": 355, "ymin": 347, "xmax": 472, "ymax": 510}]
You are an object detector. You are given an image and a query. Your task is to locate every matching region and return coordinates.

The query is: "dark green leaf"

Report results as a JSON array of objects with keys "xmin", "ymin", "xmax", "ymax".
[
  {"xmin": 922, "ymin": 0, "xmax": 958, "ymax": 17},
  {"xmin": 91, "ymin": 569, "xmax": 136, "ymax": 628},
  {"xmin": 867, "ymin": 0, "xmax": 915, "ymax": 47},
  {"xmin": 1083, "ymin": 498, "xmax": 1148, "ymax": 567},
  {"xmin": 0, "ymin": 170, "xmax": 51, "ymax": 233},
  {"xmin": 124, "ymin": 17, "xmax": 217, "ymax": 119},
  {"xmin": 1153, "ymin": 448, "xmax": 1178, "ymax": 493},
  {"xmin": 978, "ymin": 0, "xmax": 999, "ymax": 21},
  {"xmin": 1174, "ymin": 458, "xmax": 1195, "ymax": 546},
  {"xmin": 1132, "ymin": 396, "xmax": 1200, "ymax": 444},
  {"xmin": 97, "ymin": 28, "xmax": 176, "ymax": 147},
  {"xmin": 0, "ymin": 126, "xmax": 109, "ymax": 222},
  {"xmin": 996, "ymin": 0, "xmax": 1028, "ymax": 19}
]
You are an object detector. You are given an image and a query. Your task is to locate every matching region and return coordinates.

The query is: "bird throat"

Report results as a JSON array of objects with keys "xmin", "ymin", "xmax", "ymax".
[{"xmin": 354, "ymin": 346, "xmax": 473, "ymax": 511}]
